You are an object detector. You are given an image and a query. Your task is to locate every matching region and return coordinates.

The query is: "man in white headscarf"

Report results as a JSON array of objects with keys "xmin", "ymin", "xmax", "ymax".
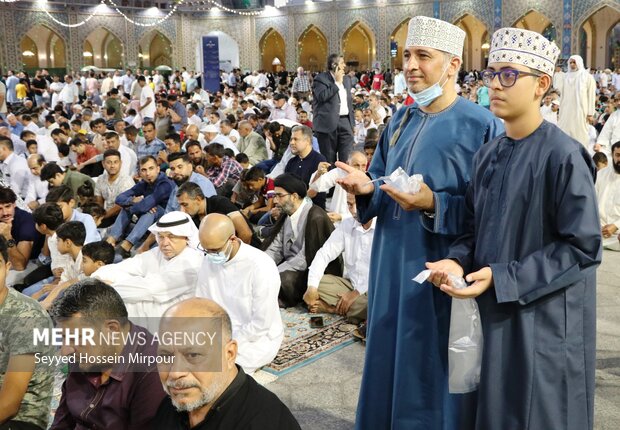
[
  {"xmin": 92, "ymin": 211, "xmax": 203, "ymax": 330},
  {"xmin": 557, "ymin": 55, "xmax": 596, "ymax": 147}
]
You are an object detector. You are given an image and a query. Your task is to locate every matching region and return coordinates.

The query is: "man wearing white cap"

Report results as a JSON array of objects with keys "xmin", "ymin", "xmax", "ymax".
[
  {"xmin": 92, "ymin": 211, "xmax": 203, "ymax": 331},
  {"xmin": 337, "ymin": 16, "xmax": 503, "ymax": 429},
  {"xmin": 202, "ymin": 123, "xmax": 239, "ymax": 155},
  {"xmin": 556, "ymin": 55, "xmax": 596, "ymax": 148},
  {"xmin": 428, "ymin": 28, "xmax": 600, "ymax": 430}
]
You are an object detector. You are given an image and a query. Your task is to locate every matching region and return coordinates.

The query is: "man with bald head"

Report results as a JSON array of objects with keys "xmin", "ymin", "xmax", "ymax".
[
  {"xmin": 154, "ymin": 298, "xmax": 300, "ymax": 429},
  {"xmin": 236, "ymin": 120, "xmax": 267, "ymax": 165},
  {"xmin": 183, "ymin": 124, "xmax": 207, "ymax": 149},
  {"xmin": 196, "ymin": 214, "xmax": 282, "ymax": 374}
]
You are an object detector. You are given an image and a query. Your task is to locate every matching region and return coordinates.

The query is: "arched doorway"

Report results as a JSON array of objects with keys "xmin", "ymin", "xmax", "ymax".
[
  {"xmin": 513, "ymin": 10, "xmax": 555, "ymax": 35},
  {"xmin": 342, "ymin": 21, "xmax": 375, "ymax": 71},
  {"xmin": 20, "ymin": 25, "xmax": 67, "ymax": 73},
  {"xmin": 20, "ymin": 35, "xmax": 39, "ymax": 70},
  {"xmin": 139, "ymin": 31, "xmax": 173, "ymax": 69},
  {"xmin": 260, "ymin": 29, "xmax": 286, "ymax": 72},
  {"xmin": 578, "ymin": 6, "xmax": 620, "ymax": 69},
  {"xmin": 84, "ymin": 27, "xmax": 124, "ymax": 69},
  {"xmin": 298, "ymin": 25, "xmax": 327, "ymax": 73},
  {"xmin": 454, "ymin": 14, "xmax": 488, "ymax": 71},
  {"xmin": 390, "ymin": 19, "xmax": 408, "ymax": 70}
]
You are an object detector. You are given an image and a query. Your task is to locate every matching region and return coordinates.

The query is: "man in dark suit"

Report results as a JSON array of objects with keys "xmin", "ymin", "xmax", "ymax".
[{"xmin": 311, "ymin": 54, "xmax": 355, "ymax": 164}]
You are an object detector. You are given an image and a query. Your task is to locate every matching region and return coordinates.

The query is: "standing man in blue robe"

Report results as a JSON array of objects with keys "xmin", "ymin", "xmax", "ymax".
[
  {"xmin": 337, "ymin": 16, "xmax": 503, "ymax": 429},
  {"xmin": 428, "ymin": 28, "xmax": 601, "ymax": 430}
]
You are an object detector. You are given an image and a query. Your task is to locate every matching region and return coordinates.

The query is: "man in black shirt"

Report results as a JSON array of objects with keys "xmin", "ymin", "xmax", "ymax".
[
  {"xmin": 155, "ymin": 298, "xmax": 300, "ymax": 430},
  {"xmin": 175, "ymin": 182, "xmax": 254, "ymax": 245},
  {"xmin": 284, "ymin": 125, "xmax": 326, "ymax": 208}
]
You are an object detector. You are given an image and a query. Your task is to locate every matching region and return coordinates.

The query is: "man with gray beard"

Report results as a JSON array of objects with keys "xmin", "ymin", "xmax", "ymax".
[{"xmin": 154, "ymin": 298, "xmax": 300, "ymax": 430}]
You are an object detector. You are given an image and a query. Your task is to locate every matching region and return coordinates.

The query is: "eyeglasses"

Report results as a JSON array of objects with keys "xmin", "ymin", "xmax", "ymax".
[
  {"xmin": 481, "ymin": 69, "xmax": 542, "ymax": 88},
  {"xmin": 273, "ymin": 193, "xmax": 290, "ymax": 200},
  {"xmin": 197, "ymin": 235, "xmax": 232, "ymax": 255}
]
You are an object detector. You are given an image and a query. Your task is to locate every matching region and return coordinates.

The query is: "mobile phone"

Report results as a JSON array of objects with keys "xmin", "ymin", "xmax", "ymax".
[{"xmin": 310, "ymin": 316, "xmax": 324, "ymax": 328}]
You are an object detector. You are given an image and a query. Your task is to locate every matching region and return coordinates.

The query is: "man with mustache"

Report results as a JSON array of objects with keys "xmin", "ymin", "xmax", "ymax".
[
  {"xmin": 154, "ymin": 298, "xmax": 300, "ymax": 429},
  {"xmin": 337, "ymin": 16, "xmax": 503, "ymax": 430}
]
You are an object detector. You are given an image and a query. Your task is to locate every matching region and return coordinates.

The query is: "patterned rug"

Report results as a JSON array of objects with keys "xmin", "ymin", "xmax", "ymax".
[{"xmin": 263, "ymin": 306, "xmax": 358, "ymax": 377}]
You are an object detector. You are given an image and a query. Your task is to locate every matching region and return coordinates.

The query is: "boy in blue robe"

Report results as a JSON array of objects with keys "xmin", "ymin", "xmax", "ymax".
[
  {"xmin": 428, "ymin": 28, "xmax": 601, "ymax": 430},
  {"xmin": 337, "ymin": 16, "xmax": 503, "ymax": 429}
]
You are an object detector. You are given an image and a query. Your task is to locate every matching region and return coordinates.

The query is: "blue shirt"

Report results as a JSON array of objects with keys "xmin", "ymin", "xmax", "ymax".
[
  {"xmin": 9, "ymin": 122, "xmax": 23, "ymax": 137},
  {"xmin": 136, "ymin": 138, "xmax": 165, "ymax": 161},
  {"xmin": 165, "ymin": 172, "xmax": 216, "ymax": 213},
  {"xmin": 70, "ymin": 209, "xmax": 101, "ymax": 244},
  {"xmin": 11, "ymin": 207, "xmax": 44, "ymax": 259}
]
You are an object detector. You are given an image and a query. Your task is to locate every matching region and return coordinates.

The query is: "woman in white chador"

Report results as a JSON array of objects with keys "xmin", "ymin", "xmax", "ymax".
[
  {"xmin": 556, "ymin": 55, "xmax": 596, "ymax": 148},
  {"xmin": 92, "ymin": 211, "xmax": 203, "ymax": 331}
]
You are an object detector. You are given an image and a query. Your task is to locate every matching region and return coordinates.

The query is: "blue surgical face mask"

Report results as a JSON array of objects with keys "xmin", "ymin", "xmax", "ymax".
[
  {"xmin": 408, "ymin": 64, "xmax": 450, "ymax": 107},
  {"xmin": 207, "ymin": 240, "xmax": 232, "ymax": 265}
]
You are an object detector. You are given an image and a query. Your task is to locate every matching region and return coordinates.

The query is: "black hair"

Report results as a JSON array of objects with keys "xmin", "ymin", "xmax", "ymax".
[
  {"xmin": 164, "ymin": 133, "xmax": 182, "ymax": 145},
  {"xmin": 32, "ymin": 203, "xmax": 65, "ymax": 231},
  {"xmin": 0, "ymin": 136, "xmax": 13, "ymax": 151},
  {"xmin": 0, "ymin": 187, "xmax": 17, "ymax": 204},
  {"xmin": 77, "ymin": 181, "xmax": 95, "ymax": 199},
  {"xmin": 46, "ymin": 185, "xmax": 75, "ymax": 203},
  {"xmin": 26, "ymin": 139, "xmax": 38, "ymax": 149},
  {"xmin": 39, "ymin": 163, "xmax": 64, "ymax": 182},
  {"xmin": 185, "ymin": 140, "xmax": 202, "ymax": 151},
  {"xmin": 81, "ymin": 203, "xmax": 105, "ymax": 220},
  {"xmin": 103, "ymin": 149, "xmax": 121, "ymax": 160},
  {"xmin": 612, "ymin": 141, "xmax": 620, "ymax": 154},
  {"xmin": 176, "ymin": 181, "xmax": 204, "ymax": 199},
  {"xmin": 58, "ymin": 144, "xmax": 71, "ymax": 157},
  {"xmin": 50, "ymin": 278, "xmax": 128, "ymax": 322},
  {"xmin": 50, "ymin": 128, "xmax": 67, "ymax": 137},
  {"xmin": 158, "ymin": 99, "xmax": 170, "ymax": 109},
  {"xmin": 242, "ymin": 166, "xmax": 265, "ymax": 182},
  {"xmin": 139, "ymin": 155, "xmax": 158, "ymax": 166},
  {"xmin": 593, "ymin": 152, "xmax": 608, "ymax": 165},
  {"xmin": 205, "ymin": 143, "xmax": 225, "ymax": 158},
  {"xmin": 82, "ymin": 241, "xmax": 115, "ymax": 265},
  {"xmin": 91, "ymin": 117, "xmax": 106, "ymax": 127},
  {"xmin": 56, "ymin": 221, "xmax": 86, "ymax": 247},
  {"xmin": 224, "ymin": 148, "xmax": 235, "ymax": 158},
  {"xmin": 235, "ymin": 153, "xmax": 249, "ymax": 164},
  {"xmin": 167, "ymin": 152, "xmax": 191, "ymax": 164}
]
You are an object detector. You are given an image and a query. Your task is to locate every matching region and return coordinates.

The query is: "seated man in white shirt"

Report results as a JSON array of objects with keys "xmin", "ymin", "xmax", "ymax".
[
  {"xmin": 92, "ymin": 211, "xmax": 203, "ymax": 330},
  {"xmin": 196, "ymin": 213, "xmax": 283, "ymax": 374},
  {"xmin": 595, "ymin": 141, "xmax": 620, "ymax": 248},
  {"xmin": 0, "ymin": 135, "xmax": 31, "ymax": 201},
  {"xmin": 303, "ymin": 193, "xmax": 374, "ymax": 324},
  {"xmin": 26, "ymin": 154, "xmax": 48, "ymax": 210}
]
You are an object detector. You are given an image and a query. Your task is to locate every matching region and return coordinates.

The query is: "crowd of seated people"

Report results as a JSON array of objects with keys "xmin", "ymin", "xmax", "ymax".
[{"xmin": 0, "ymin": 64, "xmax": 387, "ymax": 429}]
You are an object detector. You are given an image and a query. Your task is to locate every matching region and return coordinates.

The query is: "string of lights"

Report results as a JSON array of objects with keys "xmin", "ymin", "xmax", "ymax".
[
  {"xmin": 207, "ymin": 0, "xmax": 264, "ymax": 16},
  {"xmin": 105, "ymin": 0, "xmax": 186, "ymax": 27},
  {"xmin": 41, "ymin": 0, "xmax": 104, "ymax": 28}
]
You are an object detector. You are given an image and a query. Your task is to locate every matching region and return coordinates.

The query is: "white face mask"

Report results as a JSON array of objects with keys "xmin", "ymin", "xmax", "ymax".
[
  {"xmin": 206, "ymin": 240, "xmax": 232, "ymax": 265},
  {"xmin": 408, "ymin": 63, "xmax": 450, "ymax": 107}
]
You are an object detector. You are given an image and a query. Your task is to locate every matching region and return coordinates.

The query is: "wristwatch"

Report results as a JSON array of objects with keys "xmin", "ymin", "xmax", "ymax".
[{"xmin": 7, "ymin": 239, "xmax": 16, "ymax": 248}]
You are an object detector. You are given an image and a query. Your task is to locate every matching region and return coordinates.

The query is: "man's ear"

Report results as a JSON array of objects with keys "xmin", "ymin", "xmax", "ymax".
[
  {"xmin": 536, "ymin": 74, "xmax": 552, "ymax": 99},
  {"xmin": 448, "ymin": 56, "xmax": 463, "ymax": 77}
]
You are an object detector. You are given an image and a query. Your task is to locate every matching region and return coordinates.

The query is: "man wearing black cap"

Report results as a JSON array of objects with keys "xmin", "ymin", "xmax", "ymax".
[{"xmin": 263, "ymin": 174, "xmax": 341, "ymax": 307}]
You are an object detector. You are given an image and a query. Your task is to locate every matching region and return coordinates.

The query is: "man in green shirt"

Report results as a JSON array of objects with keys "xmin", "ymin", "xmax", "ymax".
[
  {"xmin": 104, "ymin": 88, "xmax": 123, "ymax": 120},
  {"xmin": 40, "ymin": 163, "xmax": 94, "ymax": 198},
  {"xmin": 0, "ymin": 236, "xmax": 55, "ymax": 429}
]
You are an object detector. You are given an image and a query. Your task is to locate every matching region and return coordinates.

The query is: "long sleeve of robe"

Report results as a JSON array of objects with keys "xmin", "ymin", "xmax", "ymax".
[
  {"xmin": 354, "ymin": 97, "xmax": 503, "ymax": 430},
  {"xmin": 92, "ymin": 247, "xmax": 203, "ymax": 327},
  {"xmin": 447, "ymin": 121, "xmax": 601, "ymax": 430},
  {"xmin": 196, "ymin": 243, "xmax": 283, "ymax": 374}
]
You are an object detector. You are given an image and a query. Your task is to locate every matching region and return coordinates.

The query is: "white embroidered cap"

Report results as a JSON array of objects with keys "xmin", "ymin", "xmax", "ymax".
[
  {"xmin": 405, "ymin": 16, "xmax": 466, "ymax": 58},
  {"xmin": 489, "ymin": 28, "xmax": 560, "ymax": 76}
]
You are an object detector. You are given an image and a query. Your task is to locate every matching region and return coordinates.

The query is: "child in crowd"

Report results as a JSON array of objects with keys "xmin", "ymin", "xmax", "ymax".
[
  {"xmin": 593, "ymin": 152, "xmax": 608, "ymax": 170},
  {"xmin": 232, "ymin": 166, "xmax": 275, "ymax": 224},
  {"xmin": 37, "ymin": 221, "xmax": 86, "ymax": 308},
  {"xmin": 81, "ymin": 240, "xmax": 115, "ymax": 276},
  {"xmin": 45, "ymin": 185, "xmax": 101, "ymax": 243},
  {"xmin": 236, "ymin": 152, "xmax": 250, "ymax": 169}
]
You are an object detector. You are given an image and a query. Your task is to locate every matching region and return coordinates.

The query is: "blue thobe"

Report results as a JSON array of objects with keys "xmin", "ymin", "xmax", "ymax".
[
  {"xmin": 355, "ymin": 97, "xmax": 503, "ymax": 430},
  {"xmin": 447, "ymin": 121, "xmax": 601, "ymax": 430}
]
